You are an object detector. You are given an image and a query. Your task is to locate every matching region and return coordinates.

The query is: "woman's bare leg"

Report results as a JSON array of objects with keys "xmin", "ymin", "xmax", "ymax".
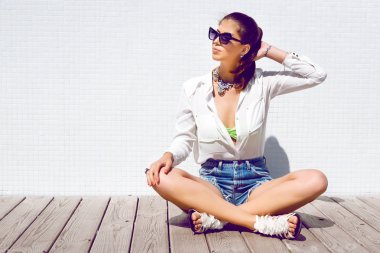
[
  {"xmin": 154, "ymin": 168, "xmax": 327, "ymax": 232},
  {"xmin": 186, "ymin": 169, "xmax": 327, "ymax": 232},
  {"xmin": 155, "ymin": 167, "xmax": 327, "ymax": 215},
  {"xmin": 152, "ymin": 168, "xmax": 256, "ymax": 230},
  {"xmin": 237, "ymin": 169, "xmax": 329, "ymax": 215}
]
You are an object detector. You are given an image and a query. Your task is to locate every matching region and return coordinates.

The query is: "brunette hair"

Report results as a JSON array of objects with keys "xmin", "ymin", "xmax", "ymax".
[{"xmin": 218, "ymin": 12, "xmax": 263, "ymax": 90}]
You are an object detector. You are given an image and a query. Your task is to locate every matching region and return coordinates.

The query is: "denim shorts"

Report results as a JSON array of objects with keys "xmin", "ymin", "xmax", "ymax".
[{"xmin": 199, "ymin": 156, "xmax": 273, "ymax": 206}]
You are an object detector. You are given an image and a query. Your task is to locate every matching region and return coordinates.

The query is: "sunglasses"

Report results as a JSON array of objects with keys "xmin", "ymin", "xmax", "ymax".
[{"xmin": 208, "ymin": 27, "xmax": 245, "ymax": 45}]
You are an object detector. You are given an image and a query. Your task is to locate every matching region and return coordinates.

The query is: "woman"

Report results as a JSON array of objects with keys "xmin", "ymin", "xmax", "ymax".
[{"xmin": 145, "ymin": 12, "xmax": 328, "ymax": 240}]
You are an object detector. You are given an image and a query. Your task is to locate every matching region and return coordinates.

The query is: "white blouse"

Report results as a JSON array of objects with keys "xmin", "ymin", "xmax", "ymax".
[{"xmin": 165, "ymin": 52, "xmax": 327, "ymax": 167}]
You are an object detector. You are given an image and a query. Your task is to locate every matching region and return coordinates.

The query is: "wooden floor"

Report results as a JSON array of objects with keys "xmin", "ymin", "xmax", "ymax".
[{"xmin": 0, "ymin": 195, "xmax": 379, "ymax": 253}]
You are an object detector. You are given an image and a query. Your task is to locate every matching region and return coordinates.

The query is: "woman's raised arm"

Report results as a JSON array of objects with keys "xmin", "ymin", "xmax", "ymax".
[{"xmin": 257, "ymin": 43, "xmax": 327, "ymax": 99}]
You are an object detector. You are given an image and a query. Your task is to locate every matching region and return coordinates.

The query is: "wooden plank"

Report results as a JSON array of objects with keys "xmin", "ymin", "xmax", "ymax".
[
  {"xmin": 90, "ymin": 195, "xmax": 138, "ymax": 253},
  {"xmin": 168, "ymin": 201, "xmax": 210, "ymax": 253},
  {"xmin": 0, "ymin": 194, "xmax": 378, "ymax": 252},
  {"xmin": 0, "ymin": 195, "xmax": 25, "ymax": 221},
  {"xmin": 206, "ymin": 228, "xmax": 250, "ymax": 253},
  {"xmin": 282, "ymin": 222, "xmax": 331, "ymax": 253},
  {"xmin": 329, "ymin": 195, "xmax": 380, "ymax": 232},
  {"xmin": 0, "ymin": 196, "xmax": 52, "ymax": 252},
  {"xmin": 7, "ymin": 196, "xmax": 81, "ymax": 253},
  {"xmin": 168, "ymin": 199, "xmax": 259, "ymax": 253},
  {"xmin": 130, "ymin": 195, "xmax": 169, "ymax": 253},
  {"xmin": 49, "ymin": 196, "xmax": 109, "ymax": 253},
  {"xmin": 356, "ymin": 195, "xmax": 380, "ymax": 211},
  {"xmin": 311, "ymin": 195, "xmax": 380, "ymax": 252},
  {"xmin": 242, "ymin": 230, "xmax": 290, "ymax": 253},
  {"xmin": 297, "ymin": 198, "xmax": 370, "ymax": 253}
]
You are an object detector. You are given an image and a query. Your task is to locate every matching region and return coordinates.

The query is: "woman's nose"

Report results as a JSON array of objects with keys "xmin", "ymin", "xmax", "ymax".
[{"xmin": 212, "ymin": 36, "xmax": 221, "ymax": 45}]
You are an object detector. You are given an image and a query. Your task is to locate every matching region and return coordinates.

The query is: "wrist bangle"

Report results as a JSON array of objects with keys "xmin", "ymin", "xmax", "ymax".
[{"xmin": 264, "ymin": 45, "xmax": 272, "ymax": 57}]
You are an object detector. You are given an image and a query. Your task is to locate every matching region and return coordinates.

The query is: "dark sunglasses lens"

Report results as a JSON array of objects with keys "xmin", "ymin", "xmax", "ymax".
[
  {"xmin": 219, "ymin": 34, "xmax": 230, "ymax": 44},
  {"xmin": 209, "ymin": 28, "xmax": 217, "ymax": 40}
]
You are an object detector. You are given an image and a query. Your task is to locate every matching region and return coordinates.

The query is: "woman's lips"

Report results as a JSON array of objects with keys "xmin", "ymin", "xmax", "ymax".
[{"xmin": 212, "ymin": 48, "xmax": 221, "ymax": 53}]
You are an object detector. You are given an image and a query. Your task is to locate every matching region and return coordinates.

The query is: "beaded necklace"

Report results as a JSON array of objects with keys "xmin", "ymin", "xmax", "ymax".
[{"xmin": 212, "ymin": 67, "xmax": 237, "ymax": 96}]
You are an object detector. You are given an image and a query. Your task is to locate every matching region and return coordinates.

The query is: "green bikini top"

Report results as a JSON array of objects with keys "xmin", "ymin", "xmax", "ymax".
[{"xmin": 226, "ymin": 126, "xmax": 237, "ymax": 140}]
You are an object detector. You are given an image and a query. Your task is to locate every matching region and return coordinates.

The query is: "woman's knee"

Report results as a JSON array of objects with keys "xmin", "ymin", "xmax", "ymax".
[
  {"xmin": 152, "ymin": 167, "xmax": 183, "ymax": 190},
  {"xmin": 303, "ymin": 169, "xmax": 328, "ymax": 195}
]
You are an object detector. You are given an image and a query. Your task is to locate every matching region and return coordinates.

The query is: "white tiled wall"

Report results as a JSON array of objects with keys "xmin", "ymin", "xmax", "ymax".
[{"xmin": 1, "ymin": 1, "xmax": 379, "ymax": 196}]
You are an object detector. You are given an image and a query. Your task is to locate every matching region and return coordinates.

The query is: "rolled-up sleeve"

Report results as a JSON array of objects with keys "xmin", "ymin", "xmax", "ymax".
[
  {"xmin": 164, "ymin": 84, "xmax": 197, "ymax": 167},
  {"xmin": 264, "ymin": 52, "xmax": 328, "ymax": 99}
]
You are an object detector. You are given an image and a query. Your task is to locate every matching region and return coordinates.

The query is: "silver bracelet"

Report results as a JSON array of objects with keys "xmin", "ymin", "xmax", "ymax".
[{"xmin": 264, "ymin": 45, "xmax": 272, "ymax": 57}]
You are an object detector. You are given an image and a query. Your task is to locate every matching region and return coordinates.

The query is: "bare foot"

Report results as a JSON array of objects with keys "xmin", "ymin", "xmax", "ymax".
[
  {"xmin": 287, "ymin": 214, "xmax": 298, "ymax": 236},
  {"xmin": 191, "ymin": 210, "xmax": 203, "ymax": 232}
]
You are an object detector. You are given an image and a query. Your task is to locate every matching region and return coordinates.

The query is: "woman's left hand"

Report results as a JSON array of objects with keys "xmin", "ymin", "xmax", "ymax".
[{"xmin": 253, "ymin": 41, "xmax": 270, "ymax": 62}]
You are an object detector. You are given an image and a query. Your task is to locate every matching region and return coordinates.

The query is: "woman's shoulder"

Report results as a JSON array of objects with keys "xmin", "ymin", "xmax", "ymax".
[
  {"xmin": 181, "ymin": 70, "xmax": 211, "ymax": 97},
  {"xmin": 254, "ymin": 67, "xmax": 264, "ymax": 79},
  {"xmin": 183, "ymin": 72, "xmax": 209, "ymax": 85}
]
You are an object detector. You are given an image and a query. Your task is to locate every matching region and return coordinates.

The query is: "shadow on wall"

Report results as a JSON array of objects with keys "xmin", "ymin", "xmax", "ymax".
[{"xmin": 264, "ymin": 136, "xmax": 290, "ymax": 179}]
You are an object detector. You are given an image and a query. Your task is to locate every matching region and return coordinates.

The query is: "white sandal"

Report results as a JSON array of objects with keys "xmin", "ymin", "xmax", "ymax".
[
  {"xmin": 253, "ymin": 212, "xmax": 302, "ymax": 239},
  {"xmin": 188, "ymin": 209, "xmax": 227, "ymax": 234}
]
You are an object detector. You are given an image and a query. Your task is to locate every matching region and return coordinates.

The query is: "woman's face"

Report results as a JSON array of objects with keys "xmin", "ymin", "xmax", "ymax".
[{"xmin": 211, "ymin": 19, "xmax": 250, "ymax": 64}]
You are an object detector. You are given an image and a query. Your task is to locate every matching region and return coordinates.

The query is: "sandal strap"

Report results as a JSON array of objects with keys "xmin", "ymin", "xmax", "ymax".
[
  {"xmin": 253, "ymin": 212, "xmax": 296, "ymax": 238},
  {"xmin": 199, "ymin": 212, "xmax": 226, "ymax": 232}
]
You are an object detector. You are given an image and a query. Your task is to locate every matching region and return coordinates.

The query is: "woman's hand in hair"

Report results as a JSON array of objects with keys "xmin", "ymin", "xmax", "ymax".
[{"xmin": 253, "ymin": 40, "xmax": 270, "ymax": 62}]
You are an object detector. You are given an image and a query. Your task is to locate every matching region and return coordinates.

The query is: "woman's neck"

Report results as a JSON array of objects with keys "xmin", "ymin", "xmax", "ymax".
[{"xmin": 218, "ymin": 62, "xmax": 238, "ymax": 83}]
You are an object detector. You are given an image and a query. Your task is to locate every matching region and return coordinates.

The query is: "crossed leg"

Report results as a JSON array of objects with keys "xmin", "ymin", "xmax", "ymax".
[
  {"xmin": 239, "ymin": 168, "xmax": 329, "ymax": 215},
  {"xmin": 151, "ymin": 167, "xmax": 328, "ymax": 232}
]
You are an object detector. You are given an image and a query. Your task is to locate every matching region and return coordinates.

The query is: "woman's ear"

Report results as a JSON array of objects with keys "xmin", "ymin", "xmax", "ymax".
[{"xmin": 243, "ymin": 44, "xmax": 250, "ymax": 55}]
